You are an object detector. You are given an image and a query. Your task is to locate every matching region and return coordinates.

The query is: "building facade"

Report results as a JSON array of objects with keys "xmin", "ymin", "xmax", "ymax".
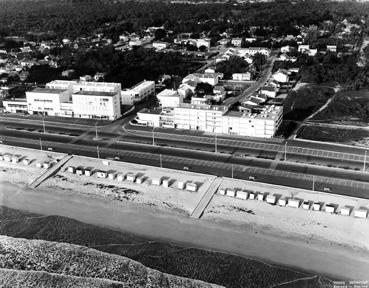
[{"xmin": 121, "ymin": 80, "xmax": 155, "ymax": 105}]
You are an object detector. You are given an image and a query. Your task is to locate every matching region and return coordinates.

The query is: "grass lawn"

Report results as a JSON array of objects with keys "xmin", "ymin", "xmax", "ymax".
[
  {"xmin": 297, "ymin": 125, "xmax": 369, "ymax": 143},
  {"xmin": 312, "ymin": 89, "xmax": 369, "ymax": 124}
]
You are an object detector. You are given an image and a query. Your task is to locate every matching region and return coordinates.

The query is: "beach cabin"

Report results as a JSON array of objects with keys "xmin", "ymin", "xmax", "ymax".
[
  {"xmin": 249, "ymin": 192, "xmax": 255, "ymax": 200},
  {"xmin": 117, "ymin": 174, "xmax": 125, "ymax": 182},
  {"xmin": 266, "ymin": 195, "xmax": 276, "ymax": 205},
  {"xmin": 302, "ymin": 201, "xmax": 311, "ymax": 210},
  {"xmin": 22, "ymin": 158, "xmax": 30, "ymax": 166},
  {"xmin": 325, "ymin": 204, "xmax": 336, "ymax": 214},
  {"xmin": 257, "ymin": 192, "xmax": 264, "ymax": 201},
  {"xmin": 226, "ymin": 188, "xmax": 236, "ymax": 197},
  {"xmin": 354, "ymin": 209, "xmax": 368, "ymax": 219},
  {"xmin": 12, "ymin": 155, "xmax": 20, "ymax": 163},
  {"xmin": 108, "ymin": 172, "xmax": 116, "ymax": 180},
  {"xmin": 186, "ymin": 182, "xmax": 197, "ymax": 192},
  {"xmin": 136, "ymin": 175, "xmax": 145, "ymax": 184},
  {"xmin": 126, "ymin": 173, "xmax": 136, "ymax": 182},
  {"xmin": 67, "ymin": 166, "xmax": 75, "ymax": 173},
  {"xmin": 84, "ymin": 168, "xmax": 92, "ymax": 177},
  {"xmin": 43, "ymin": 162, "xmax": 50, "ymax": 169},
  {"xmin": 287, "ymin": 199, "xmax": 300, "ymax": 208},
  {"xmin": 312, "ymin": 202, "xmax": 321, "ymax": 211},
  {"xmin": 218, "ymin": 188, "xmax": 226, "ymax": 195},
  {"xmin": 236, "ymin": 190, "xmax": 248, "ymax": 200},
  {"xmin": 3, "ymin": 154, "xmax": 12, "ymax": 162},
  {"xmin": 35, "ymin": 162, "xmax": 43, "ymax": 168},
  {"xmin": 76, "ymin": 167, "xmax": 84, "ymax": 176},
  {"xmin": 152, "ymin": 177, "xmax": 162, "ymax": 186},
  {"xmin": 278, "ymin": 198, "xmax": 287, "ymax": 206},
  {"xmin": 162, "ymin": 178, "xmax": 170, "ymax": 188},
  {"xmin": 177, "ymin": 181, "xmax": 185, "ymax": 190},
  {"xmin": 340, "ymin": 206, "xmax": 351, "ymax": 216},
  {"xmin": 96, "ymin": 170, "xmax": 107, "ymax": 178}
]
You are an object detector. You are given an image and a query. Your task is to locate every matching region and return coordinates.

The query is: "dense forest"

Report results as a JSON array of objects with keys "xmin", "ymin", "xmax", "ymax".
[{"xmin": 0, "ymin": 0, "xmax": 369, "ymax": 41}]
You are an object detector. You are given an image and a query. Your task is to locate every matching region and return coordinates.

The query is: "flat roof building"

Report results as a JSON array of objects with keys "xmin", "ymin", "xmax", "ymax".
[{"xmin": 121, "ymin": 80, "xmax": 155, "ymax": 105}]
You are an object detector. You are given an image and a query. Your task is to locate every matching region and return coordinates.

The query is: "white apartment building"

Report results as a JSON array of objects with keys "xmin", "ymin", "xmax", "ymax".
[
  {"xmin": 26, "ymin": 88, "xmax": 70, "ymax": 116},
  {"xmin": 72, "ymin": 90, "xmax": 121, "ymax": 120},
  {"xmin": 152, "ymin": 41, "xmax": 169, "ymax": 50},
  {"xmin": 222, "ymin": 106, "xmax": 282, "ymax": 138},
  {"xmin": 174, "ymin": 103, "xmax": 226, "ymax": 133},
  {"xmin": 136, "ymin": 103, "xmax": 282, "ymax": 138},
  {"xmin": 4, "ymin": 80, "xmax": 122, "ymax": 120},
  {"xmin": 156, "ymin": 89, "xmax": 182, "ymax": 108},
  {"xmin": 121, "ymin": 80, "xmax": 155, "ymax": 105}
]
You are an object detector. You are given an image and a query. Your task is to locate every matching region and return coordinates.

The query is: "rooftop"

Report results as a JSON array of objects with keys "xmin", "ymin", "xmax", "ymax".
[
  {"xmin": 73, "ymin": 90, "xmax": 117, "ymax": 97},
  {"xmin": 29, "ymin": 88, "xmax": 67, "ymax": 94}
]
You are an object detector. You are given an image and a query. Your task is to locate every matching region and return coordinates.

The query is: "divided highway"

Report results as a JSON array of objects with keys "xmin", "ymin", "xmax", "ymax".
[{"xmin": 1, "ymin": 116, "xmax": 369, "ymax": 199}]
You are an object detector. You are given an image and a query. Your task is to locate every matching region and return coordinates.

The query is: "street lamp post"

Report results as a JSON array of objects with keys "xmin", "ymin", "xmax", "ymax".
[
  {"xmin": 231, "ymin": 164, "xmax": 234, "ymax": 179},
  {"xmin": 96, "ymin": 146, "xmax": 100, "ymax": 159},
  {"xmin": 42, "ymin": 116, "xmax": 46, "ymax": 134},
  {"xmin": 363, "ymin": 151, "xmax": 367, "ymax": 172},
  {"xmin": 39, "ymin": 138, "xmax": 43, "ymax": 151},
  {"xmin": 152, "ymin": 126, "xmax": 155, "ymax": 146},
  {"xmin": 312, "ymin": 175, "xmax": 315, "ymax": 191},
  {"xmin": 159, "ymin": 154, "xmax": 162, "ymax": 168},
  {"xmin": 284, "ymin": 141, "xmax": 287, "ymax": 161},
  {"xmin": 215, "ymin": 132, "xmax": 217, "ymax": 153},
  {"xmin": 94, "ymin": 121, "xmax": 99, "ymax": 140}
]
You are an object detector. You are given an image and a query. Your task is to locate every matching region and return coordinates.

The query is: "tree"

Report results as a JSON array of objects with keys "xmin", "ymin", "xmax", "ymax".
[
  {"xmin": 216, "ymin": 56, "xmax": 249, "ymax": 79},
  {"xmin": 198, "ymin": 45, "xmax": 207, "ymax": 52},
  {"xmin": 154, "ymin": 28, "xmax": 167, "ymax": 40},
  {"xmin": 195, "ymin": 82, "xmax": 213, "ymax": 96}
]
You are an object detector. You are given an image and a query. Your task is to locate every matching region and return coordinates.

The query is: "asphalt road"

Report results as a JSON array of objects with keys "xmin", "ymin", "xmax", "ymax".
[{"xmin": 2, "ymin": 123, "xmax": 369, "ymax": 199}]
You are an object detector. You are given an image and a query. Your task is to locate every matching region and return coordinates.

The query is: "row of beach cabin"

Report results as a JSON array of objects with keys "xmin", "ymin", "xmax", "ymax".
[
  {"xmin": 66, "ymin": 166, "xmax": 198, "ymax": 192},
  {"xmin": 0, "ymin": 153, "xmax": 52, "ymax": 169},
  {"xmin": 218, "ymin": 187, "xmax": 368, "ymax": 219}
]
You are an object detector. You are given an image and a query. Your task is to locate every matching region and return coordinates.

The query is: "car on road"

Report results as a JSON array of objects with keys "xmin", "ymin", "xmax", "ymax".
[
  {"xmin": 183, "ymin": 166, "xmax": 190, "ymax": 171},
  {"xmin": 248, "ymin": 176, "xmax": 256, "ymax": 181}
]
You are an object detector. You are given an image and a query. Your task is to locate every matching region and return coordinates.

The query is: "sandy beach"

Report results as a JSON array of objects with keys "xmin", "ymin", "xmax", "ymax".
[{"xmin": 1, "ymin": 144, "xmax": 369, "ymax": 280}]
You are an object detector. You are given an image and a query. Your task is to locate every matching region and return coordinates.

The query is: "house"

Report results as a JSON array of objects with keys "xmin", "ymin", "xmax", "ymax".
[
  {"xmin": 280, "ymin": 45, "xmax": 293, "ymax": 53},
  {"xmin": 153, "ymin": 41, "xmax": 169, "ymax": 50},
  {"xmin": 232, "ymin": 72, "xmax": 252, "ymax": 81},
  {"xmin": 157, "ymin": 89, "xmax": 182, "ymax": 108},
  {"xmin": 326, "ymin": 45, "xmax": 337, "ymax": 53},
  {"xmin": 298, "ymin": 44, "xmax": 310, "ymax": 53},
  {"xmin": 231, "ymin": 38, "xmax": 243, "ymax": 47},
  {"xmin": 260, "ymin": 85, "xmax": 278, "ymax": 98},
  {"xmin": 272, "ymin": 69, "xmax": 289, "ymax": 83},
  {"xmin": 196, "ymin": 38, "xmax": 211, "ymax": 49},
  {"xmin": 218, "ymin": 38, "xmax": 230, "ymax": 46}
]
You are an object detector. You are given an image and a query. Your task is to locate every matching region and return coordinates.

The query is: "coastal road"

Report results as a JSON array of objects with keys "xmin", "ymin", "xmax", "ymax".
[
  {"xmin": 2, "ymin": 126, "xmax": 369, "ymax": 199},
  {"xmin": 1, "ymin": 117, "xmax": 368, "ymax": 173}
]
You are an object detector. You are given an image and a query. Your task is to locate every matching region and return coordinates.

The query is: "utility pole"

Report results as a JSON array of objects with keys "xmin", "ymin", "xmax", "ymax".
[
  {"xmin": 363, "ymin": 150, "xmax": 367, "ymax": 172},
  {"xmin": 39, "ymin": 138, "xmax": 43, "ymax": 151},
  {"xmin": 152, "ymin": 126, "xmax": 155, "ymax": 146},
  {"xmin": 95, "ymin": 121, "xmax": 99, "ymax": 140},
  {"xmin": 215, "ymin": 132, "xmax": 217, "ymax": 153},
  {"xmin": 96, "ymin": 146, "xmax": 100, "ymax": 159},
  {"xmin": 231, "ymin": 164, "xmax": 234, "ymax": 179},
  {"xmin": 312, "ymin": 175, "xmax": 315, "ymax": 191},
  {"xmin": 42, "ymin": 116, "xmax": 46, "ymax": 134},
  {"xmin": 284, "ymin": 141, "xmax": 287, "ymax": 161}
]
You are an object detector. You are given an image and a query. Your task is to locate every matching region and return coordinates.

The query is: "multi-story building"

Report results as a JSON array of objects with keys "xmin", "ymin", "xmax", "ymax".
[
  {"xmin": 121, "ymin": 80, "xmax": 155, "ymax": 105},
  {"xmin": 4, "ymin": 80, "xmax": 122, "ymax": 120},
  {"xmin": 72, "ymin": 90, "xmax": 121, "ymax": 120},
  {"xmin": 136, "ymin": 103, "xmax": 282, "ymax": 138},
  {"xmin": 26, "ymin": 88, "xmax": 70, "ymax": 116},
  {"xmin": 156, "ymin": 89, "xmax": 182, "ymax": 108}
]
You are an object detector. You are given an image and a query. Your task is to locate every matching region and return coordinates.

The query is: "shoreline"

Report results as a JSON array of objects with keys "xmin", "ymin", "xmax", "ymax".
[{"xmin": 1, "ymin": 181, "xmax": 369, "ymax": 280}]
